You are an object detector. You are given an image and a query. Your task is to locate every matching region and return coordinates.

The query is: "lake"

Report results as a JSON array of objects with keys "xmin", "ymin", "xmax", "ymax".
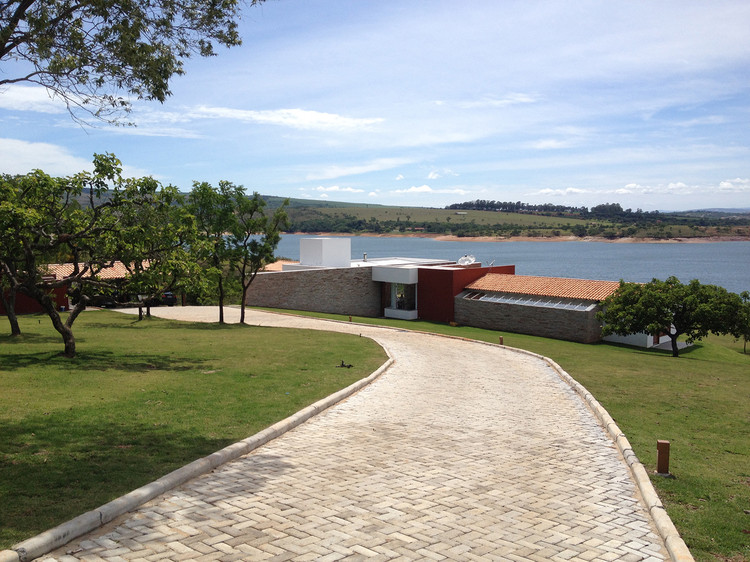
[{"xmin": 276, "ymin": 235, "xmax": 750, "ymax": 294}]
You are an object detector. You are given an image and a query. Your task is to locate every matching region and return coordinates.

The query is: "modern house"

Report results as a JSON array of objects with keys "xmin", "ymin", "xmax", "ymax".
[
  {"xmin": 247, "ymin": 237, "xmax": 671, "ymax": 346},
  {"xmin": 247, "ymin": 237, "xmax": 515, "ymax": 323}
]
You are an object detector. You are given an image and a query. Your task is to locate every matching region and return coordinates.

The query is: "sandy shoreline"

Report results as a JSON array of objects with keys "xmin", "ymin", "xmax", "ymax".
[{"xmin": 291, "ymin": 232, "xmax": 750, "ymax": 244}]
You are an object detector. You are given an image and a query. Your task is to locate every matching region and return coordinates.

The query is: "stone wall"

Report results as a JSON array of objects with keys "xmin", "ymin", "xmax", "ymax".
[
  {"xmin": 454, "ymin": 296, "xmax": 603, "ymax": 343},
  {"xmin": 246, "ymin": 267, "xmax": 382, "ymax": 317}
]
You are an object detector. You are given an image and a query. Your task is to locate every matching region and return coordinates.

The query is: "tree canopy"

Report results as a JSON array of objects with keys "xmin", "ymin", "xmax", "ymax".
[
  {"xmin": 599, "ymin": 277, "xmax": 743, "ymax": 357},
  {"xmin": 0, "ymin": 153, "xmax": 201, "ymax": 356},
  {"xmin": 0, "ymin": 0, "xmax": 263, "ymax": 122}
]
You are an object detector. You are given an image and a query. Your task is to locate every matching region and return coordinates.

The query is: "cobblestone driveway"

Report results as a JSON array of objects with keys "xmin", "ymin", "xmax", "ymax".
[{"xmin": 44, "ymin": 307, "xmax": 668, "ymax": 561}]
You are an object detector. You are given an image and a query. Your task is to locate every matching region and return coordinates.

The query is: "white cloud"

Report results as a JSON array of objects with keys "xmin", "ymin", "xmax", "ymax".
[
  {"xmin": 393, "ymin": 184, "xmax": 469, "ymax": 195},
  {"xmin": 527, "ymin": 139, "xmax": 576, "ymax": 150},
  {"xmin": 192, "ymin": 106, "xmax": 383, "ymax": 132},
  {"xmin": 306, "ymin": 157, "xmax": 415, "ymax": 181},
  {"xmin": 0, "ymin": 85, "xmax": 67, "ymax": 114},
  {"xmin": 0, "ymin": 138, "xmax": 152, "ymax": 179},
  {"xmin": 454, "ymin": 93, "xmax": 537, "ymax": 109},
  {"xmin": 395, "ymin": 174, "xmax": 404, "ymax": 180},
  {"xmin": 534, "ymin": 187, "xmax": 590, "ymax": 197},
  {"xmin": 314, "ymin": 185, "xmax": 365, "ymax": 193},
  {"xmin": 427, "ymin": 171, "xmax": 441, "ymax": 180},
  {"xmin": 718, "ymin": 178, "xmax": 750, "ymax": 192},
  {"xmin": 368, "ymin": 191, "xmax": 378, "ymax": 197},
  {"xmin": 0, "ymin": 138, "xmax": 92, "ymax": 175}
]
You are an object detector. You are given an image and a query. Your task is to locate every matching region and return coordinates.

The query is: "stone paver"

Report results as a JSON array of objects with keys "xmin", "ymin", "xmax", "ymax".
[{"xmin": 42, "ymin": 307, "xmax": 669, "ymax": 561}]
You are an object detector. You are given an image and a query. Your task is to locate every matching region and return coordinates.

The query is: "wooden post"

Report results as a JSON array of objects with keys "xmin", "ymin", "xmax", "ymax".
[{"xmin": 657, "ymin": 440, "xmax": 670, "ymax": 474}]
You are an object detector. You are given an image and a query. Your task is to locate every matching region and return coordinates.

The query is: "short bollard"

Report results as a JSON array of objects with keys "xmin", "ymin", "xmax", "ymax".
[
  {"xmin": 498, "ymin": 336, "xmax": 504, "ymax": 345},
  {"xmin": 656, "ymin": 439, "xmax": 671, "ymax": 475}
]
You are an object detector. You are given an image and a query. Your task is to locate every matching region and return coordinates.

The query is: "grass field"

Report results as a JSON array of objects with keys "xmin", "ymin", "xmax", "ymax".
[
  {"xmin": 258, "ymin": 308, "xmax": 750, "ymax": 562},
  {"xmin": 0, "ymin": 310, "xmax": 387, "ymax": 549}
]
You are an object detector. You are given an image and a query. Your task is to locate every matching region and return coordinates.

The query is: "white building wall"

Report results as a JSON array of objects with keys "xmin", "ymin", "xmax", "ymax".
[{"xmin": 300, "ymin": 237, "xmax": 351, "ymax": 268}]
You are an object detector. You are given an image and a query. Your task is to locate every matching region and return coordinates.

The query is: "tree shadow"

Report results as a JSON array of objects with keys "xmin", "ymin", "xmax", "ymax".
[
  {"xmin": 0, "ymin": 350, "xmax": 206, "ymax": 372},
  {"xmin": 0, "ymin": 411, "xmax": 293, "ymax": 548}
]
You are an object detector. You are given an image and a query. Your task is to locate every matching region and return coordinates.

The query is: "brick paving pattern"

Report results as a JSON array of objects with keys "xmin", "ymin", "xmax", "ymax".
[{"xmin": 43, "ymin": 308, "xmax": 668, "ymax": 561}]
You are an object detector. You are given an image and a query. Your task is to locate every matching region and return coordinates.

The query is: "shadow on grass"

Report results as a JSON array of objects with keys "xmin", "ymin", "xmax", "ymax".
[
  {"xmin": 0, "ymin": 411, "xmax": 291, "ymax": 549},
  {"xmin": 599, "ymin": 340, "xmax": 702, "ymax": 358},
  {"xmin": 0, "ymin": 333, "xmax": 61, "ymax": 345},
  {"xmin": 0, "ymin": 350, "xmax": 206, "ymax": 372},
  {"xmin": 83, "ymin": 318, "xmax": 246, "ymax": 332}
]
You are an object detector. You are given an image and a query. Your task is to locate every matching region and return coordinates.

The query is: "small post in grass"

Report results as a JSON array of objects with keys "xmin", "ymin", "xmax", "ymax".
[{"xmin": 656, "ymin": 439, "xmax": 671, "ymax": 476}]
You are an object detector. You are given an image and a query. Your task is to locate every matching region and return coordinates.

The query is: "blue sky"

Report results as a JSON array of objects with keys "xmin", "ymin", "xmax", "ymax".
[{"xmin": 2, "ymin": 0, "xmax": 749, "ymax": 211}]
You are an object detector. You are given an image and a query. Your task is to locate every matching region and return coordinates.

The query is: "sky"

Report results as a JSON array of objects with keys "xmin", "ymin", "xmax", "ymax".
[{"xmin": 1, "ymin": 0, "xmax": 750, "ymax": 211}]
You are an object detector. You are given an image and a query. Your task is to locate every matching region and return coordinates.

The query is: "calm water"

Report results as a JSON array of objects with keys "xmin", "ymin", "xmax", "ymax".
[{"xmin": 276, "ymin": 235, "xmax": 750, "ymax": 294}]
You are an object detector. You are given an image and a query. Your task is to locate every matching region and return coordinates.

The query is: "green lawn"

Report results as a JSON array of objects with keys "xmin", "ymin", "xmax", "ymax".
[
  {"xmin": 0, "ymin": 310, "xmax": 387, "ymax": 549},
  {"xmin": 257, "ymin": 308, "xmax": 750, "ymax": 562}
]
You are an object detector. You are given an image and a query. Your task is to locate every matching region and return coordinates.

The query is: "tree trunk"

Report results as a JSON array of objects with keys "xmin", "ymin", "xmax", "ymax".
[
  {"xmin": 39, "ymin": 294, "xmax": 77, "ymax": 357},
  {"xmin": 1, "ymin": 288, "xmax": 21, "ymax": 336},
  {"xmin": 240, "ymin": 283, "xmax": 249, "ymax": 325},
  {"xmin": 218, "ymin": 276, "xmax": 225, "ymax": 324},
  {"xmin": 670, "ymin": 335, "xmax": 680, "ymax": 357}
]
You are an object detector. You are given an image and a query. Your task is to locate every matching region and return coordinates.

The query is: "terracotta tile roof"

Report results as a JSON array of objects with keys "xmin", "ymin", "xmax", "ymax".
[
  {"xmin": 262, "ymin": 260, "xmax": 298, "ymax": 272},
  {"xmin": 44, "ymin": 261, "xmax": 140, "ymax": 280},
  {"xmin": 466, "ymin": 274, "xmax": 621, "ymax": 302}
]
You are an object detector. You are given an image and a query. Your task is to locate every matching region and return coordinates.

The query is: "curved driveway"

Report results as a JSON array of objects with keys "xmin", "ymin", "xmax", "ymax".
[{"xmin": 44, "ymin": 307, "xmax": 668, "ymax": 561}]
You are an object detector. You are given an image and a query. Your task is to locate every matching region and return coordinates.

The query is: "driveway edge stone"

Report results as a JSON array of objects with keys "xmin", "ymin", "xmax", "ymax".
[{"xmin": 1, "ymin": 352, "xmax": 394, "ymax": 562}]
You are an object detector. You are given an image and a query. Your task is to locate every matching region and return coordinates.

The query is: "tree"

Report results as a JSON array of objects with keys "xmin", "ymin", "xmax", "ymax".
[
  {"xmin": 0, "ymin": 258, "xmax": 22, "ymax": 336},
  {"xmin": 0, "ymin": 194, "xmax": 23, "ymax": 335},
  {"xmin": 1, "ymin": 0, "xmax": 264, "ymax": 123},
  {"xmin": 599, "ymin": 277, "xmax": 743, "ymax": 357},
  {"xmin": 0, "ymin": 153, "xmax": 200, "ymax": 356},
  {"xmin": 732, "ymin": 291, "xmax": 750, "ymax": 354},
  {"xmin": 228, "ymin": 189, "xmax": 288, "ymax": 324},
  {"xmin": 188, "ymin": 180, "xmax": 237, "ymax": 324},
  {"xmin": 109, "ymin": 177, "xmax": 204, "ymax": 319}
]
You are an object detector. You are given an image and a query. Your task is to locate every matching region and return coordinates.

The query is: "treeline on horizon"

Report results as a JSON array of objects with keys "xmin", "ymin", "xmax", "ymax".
[{"xmin": 446, "ymin": 200, "xmax": 657, "ymax": 220}]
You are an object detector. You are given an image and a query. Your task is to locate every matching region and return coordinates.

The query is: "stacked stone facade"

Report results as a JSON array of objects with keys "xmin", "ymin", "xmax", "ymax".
[
  {"xmin": 247, "ymin": 267, "xmax": 382, "ymax": 317},
  {"xmin": 454, "ymin": 296, "xmax": 603, "ymax": 343}
]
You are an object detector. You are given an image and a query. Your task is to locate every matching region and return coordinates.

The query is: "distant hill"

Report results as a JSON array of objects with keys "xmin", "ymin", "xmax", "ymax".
[
  {"xmin": 261, "ymin": 195, "xmax": 384, "ymax": 210},
  {"xmin": 680, "ymin": 208, "xmax": 750, "ymax": 216}
]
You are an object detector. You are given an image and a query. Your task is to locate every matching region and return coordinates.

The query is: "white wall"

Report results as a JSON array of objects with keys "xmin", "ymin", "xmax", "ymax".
[{"xmin": 300, "ymin": 237, "xmax": 351, "ymax": 268}]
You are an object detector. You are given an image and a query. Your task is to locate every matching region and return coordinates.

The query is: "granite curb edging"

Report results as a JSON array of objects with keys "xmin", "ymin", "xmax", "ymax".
[{"xmin": 0, "ymin": 351, "xmax": 394, "ymax": 562}]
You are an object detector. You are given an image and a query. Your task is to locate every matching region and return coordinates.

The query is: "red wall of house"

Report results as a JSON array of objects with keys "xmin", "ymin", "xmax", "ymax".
[
  {"xmin": 417, "ymin": 264, "xmax": 515, "ymax": 323},
  {"xmin": 0, "ymin": 288, "xmax": 68, "ymax": 315}
]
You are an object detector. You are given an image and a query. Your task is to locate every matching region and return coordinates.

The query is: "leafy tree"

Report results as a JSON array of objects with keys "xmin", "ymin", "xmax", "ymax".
[
  {"xmin": 0, "ymin": 153, "xmax": 200, "ymax": 356},
  {"xmin": 733, "ymin": 291, "xmax": 750, "ymax": 354},
  {"xmin": 0, "ymin": 254, "xmax": 22, "ymax": 336},
  {"xmin": 188, "ymin": 180, "xmax": 237, "ymax": 324},
  {"xmin": 110, "ymin": 178, "xmax": 204, "ymax": 319},
  {"xmin": 228, "ymin": 189, "xmax": 288, "ymax": 324},
  {"xmin": 1, "ymin": 0, "xmax": 264, "ymax": 123},
  {"xmin": 599, "ymin": 277, "xmax": 743, "ymax": 357}
]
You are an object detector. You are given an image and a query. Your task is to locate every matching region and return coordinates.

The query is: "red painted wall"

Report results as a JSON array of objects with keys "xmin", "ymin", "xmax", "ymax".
[
  {"xmin": 1, "ymin": 288, "xmax": 68, "ymax": 315},
  {"xmin": 417, "ymin": 264, "xmax": 515, "ymax": 323}
]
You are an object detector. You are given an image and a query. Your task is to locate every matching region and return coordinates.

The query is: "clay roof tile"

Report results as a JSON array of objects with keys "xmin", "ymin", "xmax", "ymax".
[{"xmin": 466, "ymin": 274, "xmax": 620, "ymax": 301}]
